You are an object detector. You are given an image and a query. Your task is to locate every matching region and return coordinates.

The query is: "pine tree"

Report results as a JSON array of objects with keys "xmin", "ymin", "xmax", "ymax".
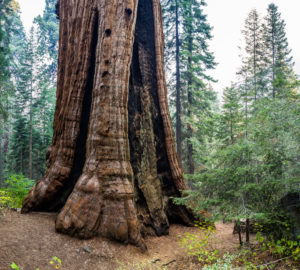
[
  {"xmin": 162, "ymin": 0, "xmax": 183, "ymax": 163},
  {"xmin": 181, "ymin": 0, "xmax": 216, "ymax": 173},
  {"xmin": 219, "ymin": 85, "xmax": 242, "ymax": 145},
  {"xmin": 7, "ymin": 116, "xmax": 29, "ymax": 175},
  {"xmin": 33, "ymin": 0, "xmax": 58, "ymax": 163},
  {"xmin": 263, "ymin": 3, "xmax": 294, "ymax": 98},
  {"xmin": 239, "ymin": 9, "xmax": 268, "ymax": 103},
  {"xmin": 162, "ymin": 0, "xmax": 216, "ymax": 171},
  {"xmin": 0, "ymin": 0, "xmax": 14, "ymax": 119},
  {"xmin": 8, "ymin": 27, "xmax": 37, "ymax": 179},
  {"xmin": 6, "ymin": 0, "xmax": 59, "ymax": 180},
  {"xmin": 0, "ymin": 0, "xmax": 19, "ymax": 186},
  {"xmin": 34, "ymin": 0, "xmax": 59, "ymax": 82},
  {"xmin": 2, "ymin": 9, "xmax": 27, "ymax": 182}
]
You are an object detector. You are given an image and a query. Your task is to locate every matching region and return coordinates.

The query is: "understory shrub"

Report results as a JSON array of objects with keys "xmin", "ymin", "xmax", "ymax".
[
  {"xmin": 178, "ymin": 222, "xmax": 219, "ymax": 264},
  {"xmin": 0, "ymin": 174, "xmax": 34, "ymax": 208}
]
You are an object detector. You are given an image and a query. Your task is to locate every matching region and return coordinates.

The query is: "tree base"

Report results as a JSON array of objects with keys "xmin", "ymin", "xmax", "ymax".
[{"xmin": 22, "ymin": 0, "xmax": 195, "ymax": 249}]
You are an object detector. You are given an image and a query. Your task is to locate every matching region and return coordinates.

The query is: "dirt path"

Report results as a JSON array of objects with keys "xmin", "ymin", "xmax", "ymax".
[{"xmin": 0, "ymin": 209, "xmax": 243, "ymax": 270}]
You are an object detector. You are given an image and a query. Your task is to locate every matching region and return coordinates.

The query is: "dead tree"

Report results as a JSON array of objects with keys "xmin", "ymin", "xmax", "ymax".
[{"xmin": 22, "ymin": 0, "xmax": 194, "ymax": 249}]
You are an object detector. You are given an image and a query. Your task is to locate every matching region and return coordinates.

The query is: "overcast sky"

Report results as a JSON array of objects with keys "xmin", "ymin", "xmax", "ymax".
[{"xmin": 18, "ymin": 0, "xmax": 300, "ymax": 96}]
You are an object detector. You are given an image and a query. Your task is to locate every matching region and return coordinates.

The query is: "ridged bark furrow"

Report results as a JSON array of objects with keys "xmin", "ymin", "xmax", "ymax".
[
  {"xmin": 22, "ymin": 0, "xmax": 194, "ymax": 248},
  {"xmin": 22, "ymin": 0, "xmax": 103, "ymax": 212},
  {"xmin": 54, "ymin": 0, "xmax": 145, "ymax": 248}
]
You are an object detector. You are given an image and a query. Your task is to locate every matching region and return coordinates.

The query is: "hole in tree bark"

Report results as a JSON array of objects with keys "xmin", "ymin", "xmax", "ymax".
[
  {"xmin": 102, "ymin": 71, "xmax": 109, "ymax": 77},
  {"xmin": 105, "ymin": 29, "xmax": 111, "ymax": 37},
  {"xmin": 47, "ymin": 9, "xmax": 99, "ymax": 211},
  {"xmin": 125, "ymin": 8, "xmax": 132, "ymax": 16}
]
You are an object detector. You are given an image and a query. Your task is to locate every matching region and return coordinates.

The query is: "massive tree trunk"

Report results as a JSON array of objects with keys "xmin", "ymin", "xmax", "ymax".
[{"xmin": 22, "ymin": 0, "xmax": 194, "ymax": 249}]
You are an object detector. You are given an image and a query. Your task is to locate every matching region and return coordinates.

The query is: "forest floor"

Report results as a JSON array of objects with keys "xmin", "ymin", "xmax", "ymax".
[{"xmin": 0, "ymin": 209, "xmax": 297, "ymax": 270}]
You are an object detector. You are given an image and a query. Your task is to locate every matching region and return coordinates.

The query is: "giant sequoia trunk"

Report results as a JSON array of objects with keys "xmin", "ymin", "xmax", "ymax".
[{"xmin": 22, "ymin": 0, "xmax": 194, "ymax": 248}]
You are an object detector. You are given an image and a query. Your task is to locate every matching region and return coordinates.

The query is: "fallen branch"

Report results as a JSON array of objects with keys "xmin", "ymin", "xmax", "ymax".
[
  {"xmin": 232, "ymin": 256, "xmax": 293, "ymax": 270},
  {"xmin": 254, "ymin": 256, "xmax": 293, "ymax": 268},
  {"xmin": 162, "ymin": 260, "xmax": 176, "ymax": 267},
  {"xmin": 152, "ymin": 258, "xmax": 160, "ymax": 264}
]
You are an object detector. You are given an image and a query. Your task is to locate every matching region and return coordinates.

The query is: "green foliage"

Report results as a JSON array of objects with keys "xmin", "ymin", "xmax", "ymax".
[
  {"xmin": 218, "ymin": 85, "xmax": 242, "ymax": 145},
  {"xmin": 177, "ymin": 228, "xmax": 299, "ymax": 269},
  {"xmin": 0, "ymin": 0, "xmax": 17, "ymax": 121},
  {"xmin": 178, "ymin": 222, "xmax": 219, "ymax": 264},
  {"xmin": 238, "ymin": 9, "xmax": 268, "ymax": 101},
  {"xmin": 202, "ymin": 253, "xmax": 237, "ymax": 270},
  {"xmin": 263, "ymin": 3, "xmax": 294, "ymax": 98},
  {"xmin": 176, "ymin": 87, "xmax": 300, "ymax": 241},
  {"xmin": 162, "ymin": 0, "xmax": 216, "ymax": 172},
  {"xmin": 11, "ymin": 256, "xmax": 62, "ymax": 270},
  {"xmin": 256, "ymin": 233, "xmax": 300, "ymax": 261},
  {"xmin": 49, "ymin": 256, "xmax": 62, "ymax": 269},
  {"xmin": 7, "ymin": 115, "xmax": 48, "ymax": 179},
  {"xmin": 34, "ymin": 0, "xmax": 59, "ymax": 81},
  {"xmin": 0, "ymin": 174, "xmax": 34, "ymax": 208},
  {"xmin": 10, "ymin": 262, "xmax": 19, "ymax": 270},
  {"xmin": 1, "ymin": 0, "xmax": 58, "ymax": 181}
]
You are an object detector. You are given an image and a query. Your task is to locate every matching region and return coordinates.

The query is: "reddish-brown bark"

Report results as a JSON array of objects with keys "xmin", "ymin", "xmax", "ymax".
[{"xmin": 22, "ymin": 0, "xmax": 194, "ymax": 248}]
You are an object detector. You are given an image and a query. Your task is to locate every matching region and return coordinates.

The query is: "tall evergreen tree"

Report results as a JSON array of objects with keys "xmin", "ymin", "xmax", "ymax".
[
  {"xmin": 0, "ymin": 0, "xmax": 19, "ymax": 186},
  {"xmin": 181, "ymin": 0, "xmax": 216, "ymax": 173},
  {"xmin": 6, "ymin": 0, "xmax": 59, "ymax": 180},
  {"xmin": 8, "ymin": 26, "xmax": 37, "ymax": 179},
  {"xmin": 33, "ymin": 0, "xmax": 58, "ymax": 169},
  {"xmin": 162, "ymin": 0, "xmax": 183, "ymax": 163},
  {"xmin": 3, "ymin": 9, "xmax": 27, "ymax": 181},
  {"xmin": 0, "ymin": 0, "xmax": 15, "ymax": 118},
  {"xmin": 263, "ymin": 3, "xmax": 294, "ymax": 98},
  {"xmin": 239, "ymin": 9, "xmax": 267, "ymax": 102},
  {"xmin": 162, "ymin": 0, "xmax": 216, "ymax": 171},
  {"xmin": 218, "ymin": 85, "xmax": 242, "ymax": 145},
  {"xmin": 34, "ymin": 0, "xmax": 59, "ymax": 83}
]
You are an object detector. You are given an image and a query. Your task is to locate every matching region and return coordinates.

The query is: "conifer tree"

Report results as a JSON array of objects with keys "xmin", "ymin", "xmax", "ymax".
[
  {"xmin": 0, "ymin": 0, "xmax": 17, "ymax": 118},
  {"xmin": 33, "ymin": 0, "xmax": 58, "ymax": 164},
  {"xmin": 181, "ymin": 0, "xmax": 216, "ymax": 173},
  {"xmin": 162, "ymin": 0, "xmax": 216, "ymax": 171},
  {"xmin": 162, "ymin": 0, "xmax": 183, "ymax": 163},
  {"xmin": 218, "ymin": 85, "xmax": 242, "ymax": 145},
  {"xmin": 263, "ymin": 3, "xmax": 294, "ymax": 98},
  {"xmin": 34, "ymin": 0, "xmax": 59, "ymax": 83},
  {"xmin": 6, "ymin": 0, "xmax": 59, "ymax": 180},
  {"xmin": 239, "ymin": 9, "xmax": 267, "ymax": 102},
  {"xmin": 0, "ymin": 0, "xmax": 19, "ymax": 186},
  {"xmin": 8, "ymin": 27, "xmax": 37, "ymax": 179}
]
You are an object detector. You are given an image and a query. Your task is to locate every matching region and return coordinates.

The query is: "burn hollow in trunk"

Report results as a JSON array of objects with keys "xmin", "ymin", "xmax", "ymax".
[{"xmin": 22, "ymin": 0, "xmax": 195, "ymax": 248}]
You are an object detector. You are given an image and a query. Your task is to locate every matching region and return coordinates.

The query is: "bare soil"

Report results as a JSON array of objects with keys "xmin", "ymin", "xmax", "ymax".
[{"xmin": 0, "ymin": 209, "xmax": 291, "ymax": 270}]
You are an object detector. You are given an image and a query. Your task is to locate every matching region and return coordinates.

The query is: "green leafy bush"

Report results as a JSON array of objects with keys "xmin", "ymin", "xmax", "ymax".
[
  {"xmin": 178, "ymin": 222, "xmax": 219, "ymax": 264},
  {"xmin": 202, "ymin": 253, "xmax": 237, "ymax": 270},
  {"xmin": 0, "ymin": 174, "xmax": 34, "ymax": 208},
  {"xmin": 256, "ymin": 232, "xmax": 300, "ymax": 261}
]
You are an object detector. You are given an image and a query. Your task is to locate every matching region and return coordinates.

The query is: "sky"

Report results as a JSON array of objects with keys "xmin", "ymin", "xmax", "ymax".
[
  {"xmin": 206, "ymin": 0, "xmax": 300, "ymax": 95},
  {"xmin": 18, "ymin": 0, "xmax": 300, "ymax": 96},
  {"xmin": 18, "ymin": 0, "xmax": 45, "ymax": 31}
]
